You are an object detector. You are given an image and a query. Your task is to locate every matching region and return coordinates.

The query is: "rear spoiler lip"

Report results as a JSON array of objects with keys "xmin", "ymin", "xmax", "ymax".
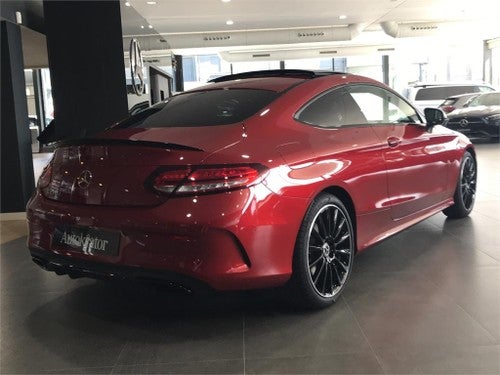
[{"xmin": 56, "ymin": 138, "xmax": 204, "ymax": 152}]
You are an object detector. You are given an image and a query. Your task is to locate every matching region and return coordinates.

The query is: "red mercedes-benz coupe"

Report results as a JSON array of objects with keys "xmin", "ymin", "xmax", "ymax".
[{"xmin": 27, "ymin": 70, "xmax": 477, "ymax": 308}]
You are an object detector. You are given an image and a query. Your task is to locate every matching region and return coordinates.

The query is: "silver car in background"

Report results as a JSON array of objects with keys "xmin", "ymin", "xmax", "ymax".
[{"xmin": 402, "ymin": 83, "xmax": 495, "ymax": 112}]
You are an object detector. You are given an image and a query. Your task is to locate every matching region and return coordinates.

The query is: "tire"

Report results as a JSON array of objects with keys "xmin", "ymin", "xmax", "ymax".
[
  {"xmin": 443, "ymin": 151, "xmax": 477, "ymax": 219},
  {"xmin": 288, "ymin": 193, "xmax": 355, "ymax": 309}
]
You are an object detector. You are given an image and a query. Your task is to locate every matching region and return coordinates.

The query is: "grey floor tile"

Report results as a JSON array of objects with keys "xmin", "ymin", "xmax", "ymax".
[
  {"xmin": 377, "ymin": 344, "xmax": 500, "ymax": 374},
  {"xmin": 344, "ymin": 271, "xmax": 497, "ymax": 352},
  {"xmin": 244, "ymin": 298, "xmax": 371, "ymax": 359},
  {"xmin": 475, "ymin": 195, "xmax": 500, "ymax": 209},
  {"xmin": 111, "ymin": 359, "xmax": 244, "ymax": 374},
  {"xmin": 245, "ymin": 352, "xmax": 384, "ymax": 374},
  {"xmin": 37, "ymin": 366, "xmax": 113, "ymax": 374},
  {"xmin": 113, "ymin": 312, "xmax": 244, "ymax": 365},
  {"xmin": 442, "ymin": 218, "xmax": 500, "ymax": 246},
  {"xmin": 423, "ymin": 266, "xmax": 500, "ymax": 341},
  {"xmin": 1, "ymin": 338, "xmax": 124, "ymax": 374},
  {"xmin": 353, "ymin": 226, "xmax": 498, "ymax": 276},
  {"xmin": 0, "ymin": 237, "xmax": 84, "ymax": 297},
  {"xmin": 0, "ymin": 280, "xmax": 130, "ymax": 373}
]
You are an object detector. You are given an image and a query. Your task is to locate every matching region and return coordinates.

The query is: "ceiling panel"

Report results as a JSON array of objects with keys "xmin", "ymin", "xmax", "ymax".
[
  {"xmin": 126, "ymin": 0, "xmax": 398, "ymax": 34},
  {"xmin": 125, "ymin": 0, "xmax": 500, "ymax": 35},
  {"xmin": 122, "ymin": 0, "xmax": 500, "ymax": 55}
]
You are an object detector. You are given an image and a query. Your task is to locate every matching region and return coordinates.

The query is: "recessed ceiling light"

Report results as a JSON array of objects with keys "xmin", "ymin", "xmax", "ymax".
[
  {"xmin": 226, "ymin": 20, "xmax": 234, "ymax": 25},
  {"xmin": 125, "ymin": 2, "xmax": 131, "ymax": 6},
  {"xmin": 140, "ymin": 25, "xmax": 145, "ymax": 29},
  {"xmin": 146, "ymin": 1, "xmax": 157, "ymax": 4},
  {"xmin": 339, "ymin": 15, "xmax": 347, "ymax": 20},
  {"xmin": 222, "ymin": 0, "xmax": 231, "ymax": 3},
  {"xmin": 148, "ymin": 24, "xmax": 153, "ymax": 29}
]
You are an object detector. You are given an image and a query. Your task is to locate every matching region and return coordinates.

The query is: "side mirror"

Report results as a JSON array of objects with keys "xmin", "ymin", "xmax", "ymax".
[{"xmin": 424, "ymin": 108, "xmax": 446, "ymax": 128}]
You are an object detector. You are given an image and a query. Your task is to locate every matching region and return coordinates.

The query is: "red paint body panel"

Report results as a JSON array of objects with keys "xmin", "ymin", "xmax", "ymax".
[{"xmin": 27, "ymin": 73, "xmax": 474, "ymax": 291}]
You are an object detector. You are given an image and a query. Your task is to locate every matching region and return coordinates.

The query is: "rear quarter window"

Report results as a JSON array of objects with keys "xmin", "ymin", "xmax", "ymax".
[
  {"xmin": 115, "ymin": 89, "xmax": 279, "ymax": 128},
  {"xmin": 468, "ymin": 92, "xmax": 500, "ymax": 106},
  {"xmin": 441, "ymin": 98, "xmax": 457, "ymax": 106}
]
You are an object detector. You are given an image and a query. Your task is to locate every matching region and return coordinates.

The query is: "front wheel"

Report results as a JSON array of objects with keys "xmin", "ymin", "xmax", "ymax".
[
  {"xmin": 443, "ymin": 151, "xmax": 477, "ymax": 219},
  {"xmin": 288, "ymin": 193, "xmax": 355, "ymax": 309}
]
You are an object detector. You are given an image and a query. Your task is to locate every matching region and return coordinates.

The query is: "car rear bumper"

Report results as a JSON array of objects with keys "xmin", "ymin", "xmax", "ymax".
[
  {"xmin": 29, "ymin": 247, "xmax": 211, "ymax": 293},
  {"xmin": 27, "ymin": 185, "xmax": 309, "ymax": 291}
]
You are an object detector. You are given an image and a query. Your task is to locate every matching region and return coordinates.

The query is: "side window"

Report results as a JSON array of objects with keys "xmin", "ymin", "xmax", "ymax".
[
  {"xmin": 296, "ymin": 88, "xmax": 368, "ymax": 128},
  {"xmin": 478, "ymin": 86, "xmax": 494, "ymax": 92},
  {"xmin": 347, "ymin": 85, "xmax": 421, "ymax": 124}
]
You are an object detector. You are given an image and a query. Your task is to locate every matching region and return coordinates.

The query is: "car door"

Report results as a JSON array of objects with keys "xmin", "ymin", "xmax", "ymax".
[
  {"xmin": 346, "ymin": 84, "xmax": 454, "ymax": 220},
  {"xmin": 291, "ymin": 87, "xmax": 389, "ymax": 220}
]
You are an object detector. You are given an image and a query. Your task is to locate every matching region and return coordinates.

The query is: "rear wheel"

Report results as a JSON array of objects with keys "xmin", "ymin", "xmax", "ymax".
[
  {"xmin": 289, "ymin": 193, "xmax": 354, "ymax": 309},
  {"xmin": 443, "ymin": 151, "xmax": 476, "ymax": 218}
]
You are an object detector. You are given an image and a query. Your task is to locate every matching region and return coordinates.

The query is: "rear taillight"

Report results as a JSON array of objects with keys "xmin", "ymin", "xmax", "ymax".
[
  {"xmin": 151, "ymin": 164, "xmax": 268, "ymax": 195},
  {"xmin": 441, "ymin": 105, "xmax": 455, "ymax": 113},
  {"xmin": 38, "ymin": 164, "xmax": 52, "ymax": 188}
]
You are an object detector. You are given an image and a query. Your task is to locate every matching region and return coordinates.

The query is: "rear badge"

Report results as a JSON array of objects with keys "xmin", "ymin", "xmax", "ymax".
[{"xmin": 76, "ymin": 170, "xmax": 93, "ymax": 188}]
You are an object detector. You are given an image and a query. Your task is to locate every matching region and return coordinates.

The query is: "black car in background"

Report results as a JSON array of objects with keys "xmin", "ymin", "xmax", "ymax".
[
  {"xmin": 445, "ymin": 92, "xmax": 500, "ymax": 142},
  {"xmin": 439, "ymin": 93, "xmax": 480, "ymax": 113}
]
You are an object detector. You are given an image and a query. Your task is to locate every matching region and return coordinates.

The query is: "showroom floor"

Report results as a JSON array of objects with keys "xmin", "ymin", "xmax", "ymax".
[{"xmin": 1, "ymin": 144, "xmax": 499, "ymax": 374}]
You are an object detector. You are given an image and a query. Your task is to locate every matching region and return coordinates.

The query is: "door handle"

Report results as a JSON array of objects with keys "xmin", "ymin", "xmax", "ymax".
[{"xmin": 387, "ymin": 137, "xmax": 401, "ymax": 147}]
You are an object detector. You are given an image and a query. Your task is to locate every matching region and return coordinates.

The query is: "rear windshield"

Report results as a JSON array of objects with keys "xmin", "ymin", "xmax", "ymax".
[
  {"xmin": 415, "ymin": 86, "xmax": 493, "ymax": 100},
  {"xmin": 468, "ymin": 92, "xmax": 500, "ymax": 107},
  {"xmin": 115, "ymin": 89, "xmax": 279, "ymax": 128},
  {"xmin": 441, "ymin": 98, "xmax": 457, "ymax": 106}
]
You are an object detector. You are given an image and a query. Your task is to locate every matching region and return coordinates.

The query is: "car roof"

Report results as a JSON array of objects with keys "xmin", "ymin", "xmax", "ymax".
[
  {"xmin": 409, "ymin": 82, "xmax": 493, "ymax": 89},
  {"xmin": 208, "ymin": 69, "xmax": 341, "ymax": 82},
  {"xmin": 474, "ymin": 91, "xmax": 500, "ymax": 98},
  {"xmin": 444, "ymin": 93, "xmax": 481, "ymax": 100},
  {"xmin": 193, "ymin": 77, "xmax": 310, "ymax": 93},
  {"xmin": 188, "ymin": 69, "xmax": 348, "ymax": 93}
]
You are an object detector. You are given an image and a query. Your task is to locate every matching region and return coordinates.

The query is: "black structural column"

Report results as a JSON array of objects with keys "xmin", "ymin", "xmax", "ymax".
[
  {"xmin": 43, "ymin": 1, "xmax": 128, "ymax": 140},
  {"xmin": 173, "ymin": 54, "xmax": 184, "ymax": 92},
  {"xmin": 483, "ymin": 40, "xmax": 493, "ymax": 84},
  {"xmin": 1, "ymin": 21, "xmax": 36, "ymax": 213},
  {"xmin": 382, "ymin": 55, "xmax": 389, "ymax": 85}
]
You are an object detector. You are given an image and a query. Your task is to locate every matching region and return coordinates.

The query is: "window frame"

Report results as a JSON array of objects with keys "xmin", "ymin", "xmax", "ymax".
[
  {"xmin": 294, "ymin": 83, "xmax": 423, "ymax": 129},
  {"xmin": 346, "ymin": 84, "xmax": 424, "ymax": 126}
]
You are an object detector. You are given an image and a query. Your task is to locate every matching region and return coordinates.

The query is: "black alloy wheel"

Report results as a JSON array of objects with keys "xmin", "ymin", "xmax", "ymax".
[
  {"xmin": 443, "ymin": 151, "xmax": 477, "ymax": 218},
  {"xmin": 290, "ymin": 193, "xmax": 354, "ymax": 308}
]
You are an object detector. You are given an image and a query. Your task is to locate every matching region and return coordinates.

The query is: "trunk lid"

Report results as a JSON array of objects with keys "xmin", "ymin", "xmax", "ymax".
[{"xmin": 41, "ymin": 126, "xmax": 245, "ymax": 207}]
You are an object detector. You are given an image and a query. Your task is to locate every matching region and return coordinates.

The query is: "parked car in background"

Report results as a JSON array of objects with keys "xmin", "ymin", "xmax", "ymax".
[
  {"xmin": 445, "ymin": 92, "xmax": 500, "ymax": 142},
  {"xmin": 129, "ymin": 100, "xmax": 150, "ymax": 116},
  {"xmin": 27, "ymin": 70, "xmax": 476, "ymax": 309},
  {"xmin": 402, "ymin": 83, "xmax": 495, "ymax": 112},
  {"xmin": 439, "ymin": 93, "xmax": 480, "ymax": 113}
]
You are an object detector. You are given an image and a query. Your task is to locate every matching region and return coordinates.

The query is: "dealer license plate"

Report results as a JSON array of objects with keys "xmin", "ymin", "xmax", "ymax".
[{"xmin": 53, "ymin": 226, "xmax": 120, "ymax": 257}]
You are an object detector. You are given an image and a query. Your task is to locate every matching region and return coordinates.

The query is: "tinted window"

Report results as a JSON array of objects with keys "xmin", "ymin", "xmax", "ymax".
[
  {"xmin": 415, "ymin": 86, "xmax": 492, "ymax": 100},
  {"xmin": 468, "ymin": 92, "xmax": 500, "ymax": 107},
  {"xmin": 296, "ymin": 88, "xmax": 368, "ymax": 128},
  {"xmin": 347, "ymin": 85, "xmax": 421, "ymax": 124},
  {"xmin": 116, "ymin": 89, "xmax": 278, "ymax": 128},
  {"xmin": 478, "ymin": 86, "xmax": 495, "ymax": 93},
  {"xmin": 441, "ymin": 98, "xmax": 458, "ymax": 106}
]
